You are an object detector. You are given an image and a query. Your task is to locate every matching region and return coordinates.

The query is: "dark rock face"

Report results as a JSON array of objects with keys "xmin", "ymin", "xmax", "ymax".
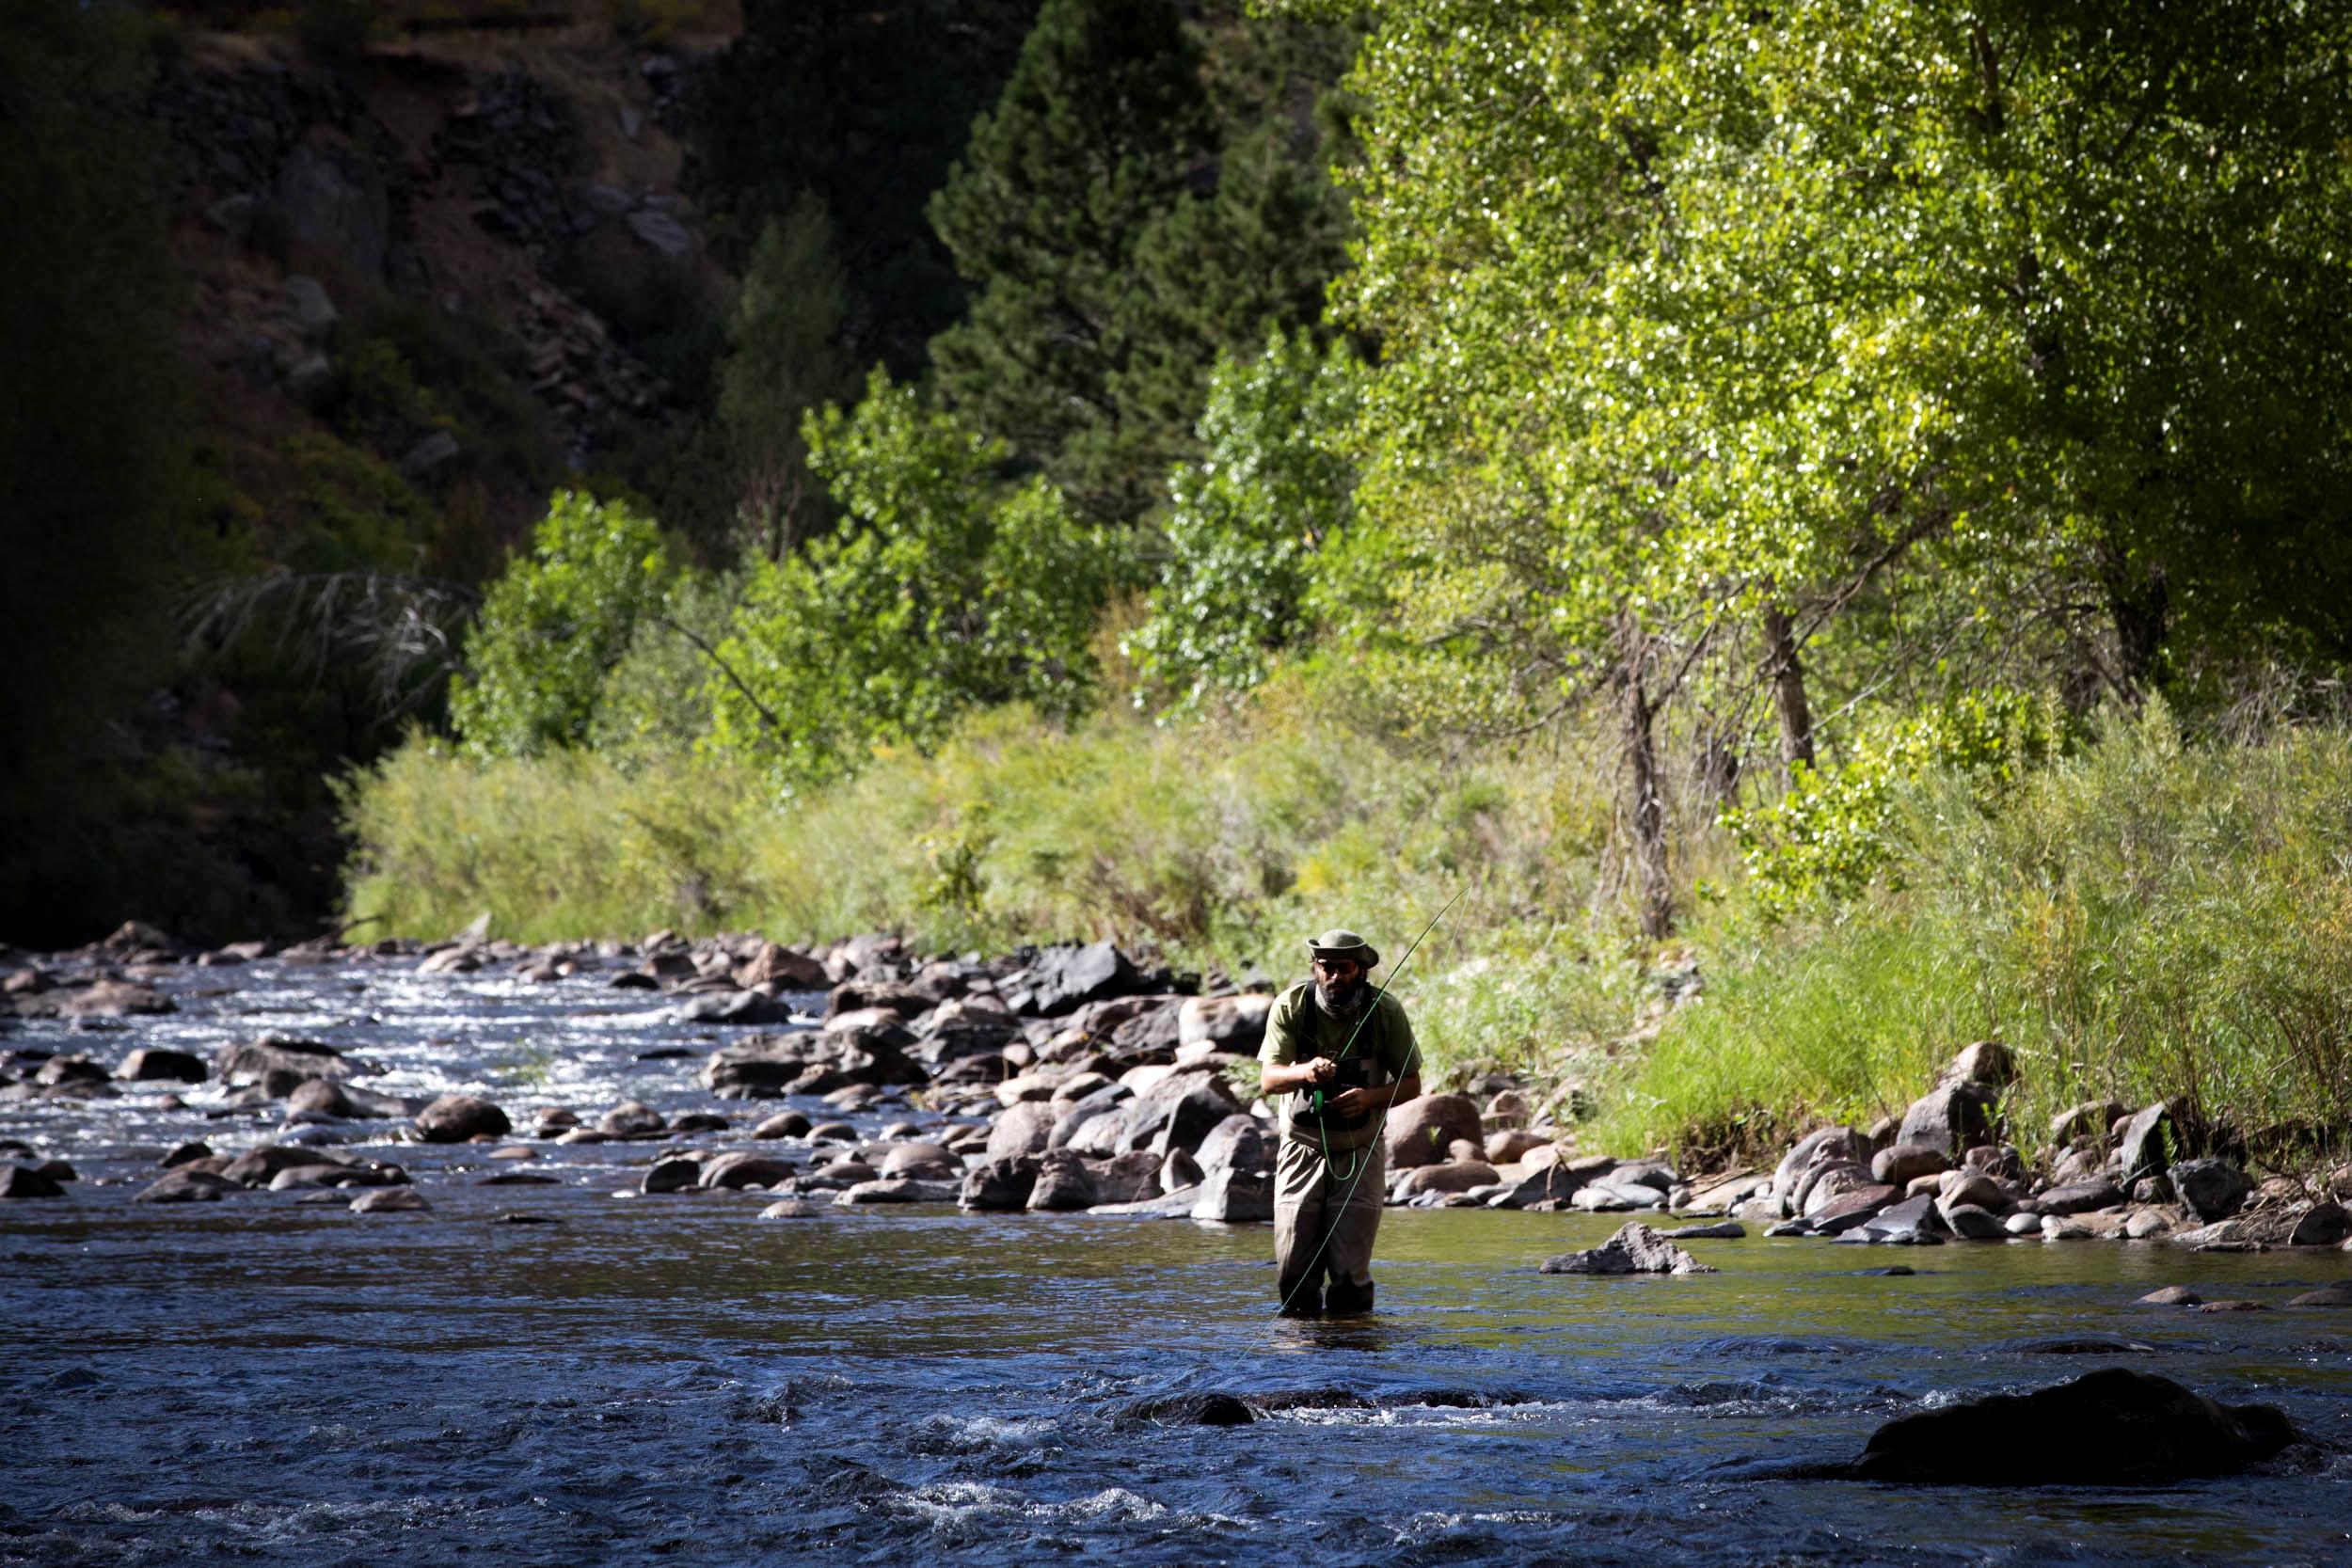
[
  {"xmin": 1539, "ymin": 1221, "xmax": 1716, "ymax": 1275},
  {"xmin": 2168, "ymin": 1158, "xmax": 2251, "ymax": 1223},
  {"xmin": 116, "ymin": 1047, "xmax": 208, "ymax": 1084},
  {"xmin": 1022, "ymin": 942, "xmax": 1139, "ymax": 1015},
  {"xmin": 2289, "ymin": 1200, "xmax": 2352, "ymax": 1247},
  {"xmin": 1849, "ymin": 1369, "xmax": 2300, "ymax": 1484},
  {"xmin": 413, "ymin": 1094, "xmax": 511, "ymax": 1143}
]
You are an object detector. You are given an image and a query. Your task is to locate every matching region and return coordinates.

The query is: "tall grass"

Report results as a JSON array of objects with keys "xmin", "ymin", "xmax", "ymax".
[
  {"xmin": 344, "ymin": 696, "xmax": 2352, "ymax": 1166},
  {"xmin": 1589, "ymin": 711, "xmax": 2352, "ymax": 1167},
  {"xmin": 341, "ymin": 679, "xmax": 1692, "ymax": 1090}
]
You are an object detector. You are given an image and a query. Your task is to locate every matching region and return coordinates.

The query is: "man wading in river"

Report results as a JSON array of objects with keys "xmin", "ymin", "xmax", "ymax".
[{"xmin": 1258, "ymin": 928, "xmax": 1421, "ymax": 1316}]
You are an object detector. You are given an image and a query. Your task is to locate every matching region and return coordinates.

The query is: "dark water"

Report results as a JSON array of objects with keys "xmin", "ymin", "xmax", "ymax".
[{"xmin": 5, "ymin": 958, "xmax": 2351, "ymax": 1566}]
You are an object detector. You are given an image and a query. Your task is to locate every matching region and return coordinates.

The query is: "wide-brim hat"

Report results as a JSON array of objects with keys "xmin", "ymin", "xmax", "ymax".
[{"xmin": 1306, "ymin": 927, "xmax": 1379, "ymax": 968}]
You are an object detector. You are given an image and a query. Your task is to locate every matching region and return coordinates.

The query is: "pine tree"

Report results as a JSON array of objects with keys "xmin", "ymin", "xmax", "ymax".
[
  {"xmin": 716, "ymin": 198, "xmax": 854, "ymax": 561},
  {"xmin": 927, "ymin": 0, "xmax": 1216, "ymax": 523}
]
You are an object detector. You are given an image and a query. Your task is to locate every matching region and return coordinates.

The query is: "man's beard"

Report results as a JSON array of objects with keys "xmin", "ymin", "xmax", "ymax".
[{"xmin": 1314, "ymin": 975, "xmax": 1368, "ymax": 1018}]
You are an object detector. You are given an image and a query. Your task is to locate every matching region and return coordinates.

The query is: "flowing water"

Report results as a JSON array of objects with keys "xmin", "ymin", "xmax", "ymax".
[{"xmin": 4, "ymin": 957, "xmax": 2350, "ymax": 1566}]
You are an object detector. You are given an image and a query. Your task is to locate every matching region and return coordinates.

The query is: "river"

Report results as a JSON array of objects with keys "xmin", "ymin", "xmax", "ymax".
[{"xmin": 4, "ymin": 955, "xmax": 2348, "ymax": 1565}]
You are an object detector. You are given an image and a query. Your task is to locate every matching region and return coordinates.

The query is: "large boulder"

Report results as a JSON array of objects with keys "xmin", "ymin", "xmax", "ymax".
[
  {"xmin": 1897, "ymin": 1082, "xmax": 2001, "ymax": 1158},
  {"xmin": 284, "ymin": 1077, "xmax": 357, "ymax": 1118},
  {"xmin": 1026, "ymin": 1149, "xmax": 1098, "ymax": 1211},
  {"xmin": 1047, "ymin": 1082, "xmax": 1132, "ymax": 1148},
  {"xmin": 1064, "ymin": 1069, "xmax": 1239, "ymax": 1158},
  {"xmin": 1848, "ymin": 1369, "xmax": 2299, "ymax": 1484},
  {"xmin": 1022, "ymin": 942, "xmax": 1140, "ymax": 1016},
  {"xmin": 2168, "ymin": 1158, "xmax": 2251, "ymax": 1223},
  {"xmin": 986, "ymin": 1100, "xmax": 1058, "ymax": 1163},
  {"xmin": 1193, "ymin": 1114, "xmax": 1273, "ymax": 1181},
  {"xmin": 736, "ymin": 942, "xmax": 829, "ymax": 990},
  {"xmin": 1936, "ymin": 1039, "xmax": 2018, "ymax": 1089},
  {"xmin": 1539, "ymin": 1221, "xmax": 1717, "ymax": 1275},
  {"xmin": 413, "ymin": 1095, "xmax": 511, "ymax": 1144},
  {"xmin": 116, "ymin": 1047, "xmax": 207, "ymax": 1084},
  {"xmin": 959, "ymin": 1156, "xmax": 1040, "ymax": 1212},
  {"xmin": 2038, "ymin": 1178, "xmax": 2125, "ymax": 1215},
  {"xmin": 1385, "ymin": 1094, "xmax": 1482, "ymax": 1169},
  {"xmin": 2290, "ymin": 1200, "xmax": 2352, "ymax": 1247},
  {"xmin": 2115, "ymin": 1101, "xmax": 2180, "ymax": 1184},
  {"xmin": 1870, "ymin": 1143, "xmax": 1950, "ymax": 1189},
  {"xmin": 1191, "ymin": 1165, "xmax": 1273, "ymax": 1223},
  {"xmin": 1772, "ymin": 1127, "xmax": 1871, "ymax": 1199},
  {"xmin": 600, "ymin": 1101, "xmax": 667, "ymax": 1137},
  {"xmin": 1177, "ymin": 994, "xmax": 1273, "ymax": 1050}
]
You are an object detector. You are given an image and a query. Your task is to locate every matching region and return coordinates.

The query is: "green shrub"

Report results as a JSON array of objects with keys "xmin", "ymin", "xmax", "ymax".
[
  {"xmin": 705, "ymin": 372, "xmax": 1126, "ymax": 786},
  {"xmin": 449, "ymin": 491, "xmax": 675, "ymax": 759}
]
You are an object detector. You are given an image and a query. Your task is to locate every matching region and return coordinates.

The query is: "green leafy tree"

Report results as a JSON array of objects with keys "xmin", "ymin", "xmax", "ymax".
[
  {"xmin": 449, "ymin": 492, "xmax": 675, "ymax": 758},
  {"xmin": 707, "ymin": 371, "xmax": 1123, "ymax": 785},
  {"xmin": 928, "ymin": 0, "xmax": 1216, "ymax": 522},
  {"xmin": 1282, "ymin": 0, "xmax": 2352, "ymax": 930},
  {"xmin": 1129, "ymin": 331, "xmax": 1360, "ymax": 716}
]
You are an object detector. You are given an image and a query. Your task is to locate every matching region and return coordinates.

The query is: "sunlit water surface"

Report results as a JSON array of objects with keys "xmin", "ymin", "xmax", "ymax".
[{"xmin": 4, "ymin": 958, "xmax": 2349, "ymax": 1566}]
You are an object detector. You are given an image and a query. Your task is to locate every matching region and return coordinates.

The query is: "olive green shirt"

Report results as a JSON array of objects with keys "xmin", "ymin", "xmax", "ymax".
[{"xmin": 1257, "ymin": 980, "xmax": 1418, "ymax": 1150}]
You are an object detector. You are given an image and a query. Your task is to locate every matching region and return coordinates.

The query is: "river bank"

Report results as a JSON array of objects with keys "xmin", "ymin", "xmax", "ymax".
[{"xmin": 7, "ymin": 922, "xmax": 2350, "ymax": 1273}]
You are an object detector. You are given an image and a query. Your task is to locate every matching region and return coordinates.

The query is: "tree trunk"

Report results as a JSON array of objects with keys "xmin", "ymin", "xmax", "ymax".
[
  {"xmin": 1619, "ymin": 615, "xmax": 1674, "ymax": 940},
  {"xmin": 1762, "ymin": 600, "xmax": 1816, "ymax": 779},
  {"xmin": 2105, "ymin": 559, "xmax": 2169, "ymax": 701}
]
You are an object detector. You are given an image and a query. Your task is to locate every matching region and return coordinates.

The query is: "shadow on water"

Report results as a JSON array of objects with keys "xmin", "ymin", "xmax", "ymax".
[{"xmin": 3, "ymin": 958, "xmax": 2350, "ymax": 1565}]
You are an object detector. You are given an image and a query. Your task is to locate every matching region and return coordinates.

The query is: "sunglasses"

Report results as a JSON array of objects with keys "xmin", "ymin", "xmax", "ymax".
[{"xmin": 1311, "ymin": 957, "xmax": 1363, "ymax": 975}]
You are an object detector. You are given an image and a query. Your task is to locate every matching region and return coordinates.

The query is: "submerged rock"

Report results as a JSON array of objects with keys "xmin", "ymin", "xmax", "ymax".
[
  {"xmin": 1847, "ymin": 1369, "xmax": 2298, "ymax": 1484},
  {"xmin": 0, "ymin": 1164, "xmax": 66, "ymax": 1198},
  {"xmin": 1539, "ymin": 1221, "xmax": 1717, "ymax": 1276}
]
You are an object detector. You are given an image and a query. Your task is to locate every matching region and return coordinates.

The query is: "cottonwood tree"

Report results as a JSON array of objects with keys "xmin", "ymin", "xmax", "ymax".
[{"xmin": 1279, "ymin": 0, "xmax": 2352, "ymax": 928}]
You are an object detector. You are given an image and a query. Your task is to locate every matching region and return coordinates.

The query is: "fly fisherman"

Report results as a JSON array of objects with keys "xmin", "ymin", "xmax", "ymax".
[{"xmin": 1257, "ymin": 928, "xmax": 1422, "ymax": 1316}]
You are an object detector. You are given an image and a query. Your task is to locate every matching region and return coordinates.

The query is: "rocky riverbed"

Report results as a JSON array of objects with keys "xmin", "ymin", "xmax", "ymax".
[
  {"xmin": 7, "ymin": 923, "xmax": 2350, "ymax": 1269},
  {"xmin": 6, "ymin": 923, "xmax": 2352, "ymax": 1566}
]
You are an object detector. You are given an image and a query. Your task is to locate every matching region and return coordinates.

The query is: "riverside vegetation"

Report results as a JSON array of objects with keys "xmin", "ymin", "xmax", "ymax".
[{"xmin": 9, "ymin": 2, "xmax": 2352, "ymax": 1183}]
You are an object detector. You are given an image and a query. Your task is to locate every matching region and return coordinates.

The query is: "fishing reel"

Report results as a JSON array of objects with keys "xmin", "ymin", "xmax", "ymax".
[{"xmin": 1305, "ymin": 1055, "xmax": 1373, "ymax": 1131}]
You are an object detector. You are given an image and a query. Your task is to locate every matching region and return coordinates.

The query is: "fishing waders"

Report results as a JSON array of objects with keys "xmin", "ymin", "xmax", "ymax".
[{"xmin": 1274, "ymin": 1133, "xmax": 1386, "ymax": 1316}]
